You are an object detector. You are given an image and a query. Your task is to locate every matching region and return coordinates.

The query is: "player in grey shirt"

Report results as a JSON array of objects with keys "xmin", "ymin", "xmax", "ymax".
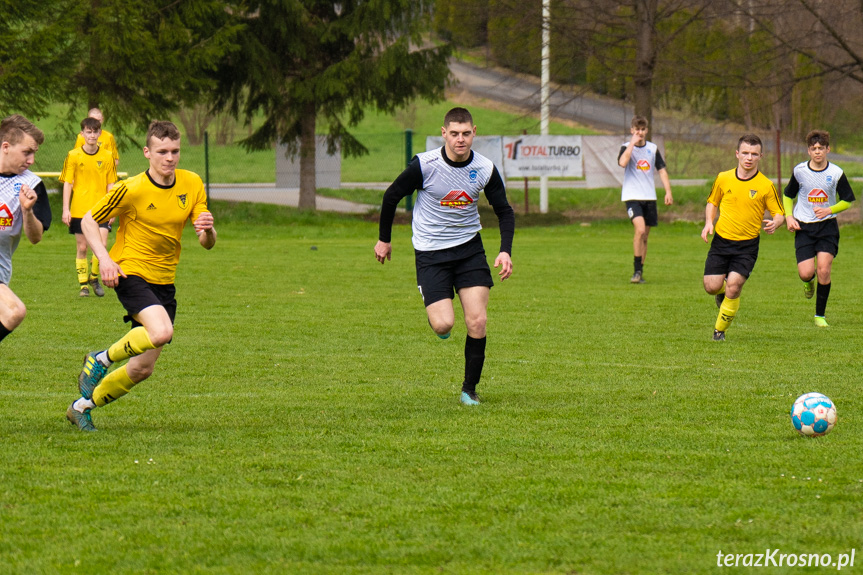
[
  {"xmin": 375, "ymin": 107, "xmax": 514, "ymax": 405},
  {"xmin": 783, "ymin": 130, "xmax": 855, "ymax": 327},
  {"xmin": 0, "ymin": 115, "xmax": 52, "ymax": 345},
  {"xmin": 618, "ymin": 115, "xmax": 673, "ymax": 284}
]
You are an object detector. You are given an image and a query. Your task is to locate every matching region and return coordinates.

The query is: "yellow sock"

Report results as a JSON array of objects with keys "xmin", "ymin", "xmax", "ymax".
[
  {"xmin": 718, "ymin": 279, "xmax": 726, "ymax": 295},
  {"xmin": 90, "ymin": 257, "xmax": 100, "ymax": 280},
  {"xmin": 715, "ymin": 296, "xmax": 740, "ymax": 332},
  {"xmin": 93, "ymin": 365, "xmax": 137, "ymax": 406},
  {"xmin": 76, "ymin": 258, "xmax": 88, "ymax": 286},
  {"xmin": 107, "ymin": 327, "xmax": 156, "ymax": 362}
]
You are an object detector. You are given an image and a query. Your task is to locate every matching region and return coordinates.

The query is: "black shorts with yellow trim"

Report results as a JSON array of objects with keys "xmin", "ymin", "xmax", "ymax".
[
  {"xmin": 68, "ymin": 217, "xmax": 112, "ymax": 235},
  {"xmin": 114, "ymin": 275, "xmax": 177, "ymax": 334},
  {"xmin": 704, "ymin": 233, "xmax": 760, "ymax": 279},
  {"xmin": 795, "ymin": 219, "xmax": 839, "ymax": 263},
  {"xmin": 415, "ymin": 233, "xmax": 494, "ymax": 307}
]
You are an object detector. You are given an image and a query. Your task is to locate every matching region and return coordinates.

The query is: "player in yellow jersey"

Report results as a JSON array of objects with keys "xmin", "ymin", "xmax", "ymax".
[
  {"xmin": 74, "ymin": 108, "xmax": 119, "ymax": 167},
  {"xmin": 66, "ymin": 121, "xmax": 216, "ymax": 431},
  {"xmin": 60, "ymin": 117, "xmax": 118, "ymax": 297},
  {"xmin": 701, "ymin": 134, "xmax": 785, "ymax": 341}
]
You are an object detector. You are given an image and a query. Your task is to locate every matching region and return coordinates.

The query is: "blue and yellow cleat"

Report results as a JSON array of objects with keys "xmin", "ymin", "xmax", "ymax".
[
  {"xmin": 78, "ymin": 352, "xmax": 108, "ymax": 400},
  {"xmin": 460, "ymin": 391, "xmax": 481, "ymax": 406},
  {"xmin": 66, "ymin": 402, "xmax": 97, "ymax": 432}
]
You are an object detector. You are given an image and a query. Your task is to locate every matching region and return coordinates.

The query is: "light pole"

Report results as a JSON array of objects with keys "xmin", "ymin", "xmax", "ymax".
[{"xmin": 540, "ymin": 0, "xmax": 550, "ymax": 213}]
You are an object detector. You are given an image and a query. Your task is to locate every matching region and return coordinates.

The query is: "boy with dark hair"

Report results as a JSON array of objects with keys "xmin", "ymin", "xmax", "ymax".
[
  {"xmin": 60, "ymin": 116, "xmax": 118, "ymax": 297},
  {"xmin": 618, "ymin": 115, "xmax": 673, "ymax": 283},
  {"xmin": 783, "ymin": 130, "xmax": 855, "ymax": 327},
  {"xmin": 702, "ymin": 134, "xmax": 785, "ymax": 341}
]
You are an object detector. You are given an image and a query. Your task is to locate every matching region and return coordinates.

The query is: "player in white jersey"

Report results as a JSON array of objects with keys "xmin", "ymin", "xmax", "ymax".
[
  {"xmin": 783, "ymin": 130, "xmax": 855, "ymax": 327},
  {"xmin": 618, "ymin": 116, "xmax": 673, "ymax": 284},
  {"xmin": 374, "ymin": 107, "xmax": 514, "ymax": 406},
  {"xmin": 0, "ymin": 115, "xmax": 52, "ymax": 345}
]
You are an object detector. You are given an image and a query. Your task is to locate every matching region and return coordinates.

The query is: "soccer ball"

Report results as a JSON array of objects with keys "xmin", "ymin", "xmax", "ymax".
[{"xmin": 790, "ymin": 392, "xmax": 837, "ymax": 437}]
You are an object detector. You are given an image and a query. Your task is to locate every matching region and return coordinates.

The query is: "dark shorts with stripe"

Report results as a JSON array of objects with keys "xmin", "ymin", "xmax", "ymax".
[
  {"xmin": 625, "ymin": 200, "xmax": 659, "ymax": 227},
  {"xmin": 704, "ymin": 234, "xmax": 760, "ymax": 279},
  {"xmin": 68, "ymin": 217, "xmax": 111, "ymax": 235},
  {"xmin": 795, "ymin": 219, "xmax": 839, "ymax": 263},
  {"xmin": 415, "ymin": 233, "xmax": 493, "ymax": 307},
  {"xmin": 114, "ymin": 275, "xmax": 177, "ymax": 333}
]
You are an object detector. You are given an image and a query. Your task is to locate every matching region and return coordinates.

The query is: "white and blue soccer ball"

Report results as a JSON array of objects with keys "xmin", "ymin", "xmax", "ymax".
[{"xmin": 790, "ymin": 392, "xmax": 837, "ymax": 437}]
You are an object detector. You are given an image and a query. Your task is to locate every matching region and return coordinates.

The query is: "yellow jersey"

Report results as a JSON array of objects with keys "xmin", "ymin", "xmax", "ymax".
[
  {"xmin": 75, "ymin": 129, "xmax": 119, "ymax": 165},
  {"xmin": 90, "ymin": 169, "xmax": 209, "ymax": 284},
  {"xmin": 59, "ymin": 146, "xmax": 118, "ymax": 218},
  {"xmin": 707, "ymin": 169, "xmax": 784, "ymax": 241}
]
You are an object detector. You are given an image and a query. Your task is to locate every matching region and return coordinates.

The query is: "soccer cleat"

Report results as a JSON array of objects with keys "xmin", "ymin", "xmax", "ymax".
[
  {"xmin": 437, "ymin": 332, "xmax": 451, "ymax": 340},
  {"xmin": 66, "ymin": 402, "xmax": 97, "ymax": 432},
  {"xmin": 630, "ymin": 271, "xmax": 645, "ymax": 284},
  {"xmin": 715, "ymin": 293, "xmax": 725, "ymax": 308},
  {"xmin": 814, "ymin": 316, "xmax": 829, "ymax": 328},
  {"xmin": 78, "ymin": 352, "xmax": 108, "ymax": 400},
  {"xmin": 460, "ymin": 391, "xmax": 481, "ymax": 406},
  {"xmin": 712, "ymin": 329, "xmax": 726, "ymax": 341},
  {"xmin": 79, "ymin": 285, "xmax": 90, "ymax": 297},
  {"xmin": 803, "ymin": 279, "xmax": 815, "ymax": 299},
  {"xmin": 89, "ymin": 278, "xmax": 105, "ymax": 297}
]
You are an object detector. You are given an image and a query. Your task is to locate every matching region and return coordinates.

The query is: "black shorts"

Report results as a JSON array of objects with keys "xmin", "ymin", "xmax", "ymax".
[
  {"xmin": 704, "ymin": 234, "xmax": 760, "ymax": 279},
  {"xmin": 68, "ymin": 218, "xmax": 111, "ymax": 235},
  {"xmin": 114, "ymin": 275, "xmax": 177, "ymax": 331},
  {"xmin": 625, "ymin": 200, "xmax": 658, "ymax": 227},
  {"xmin": 415, "ymin": 234, "xmax": 494, "ymax": 307},
  {"xmin": 795, "ymin": 219, "xmax": 839, "ymax": 263}
]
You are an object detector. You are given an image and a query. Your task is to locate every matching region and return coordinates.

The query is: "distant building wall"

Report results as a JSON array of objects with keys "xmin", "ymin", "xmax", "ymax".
[{"xmin": 276, "ymin": 137, "xmax": 341, "ymax": 188}]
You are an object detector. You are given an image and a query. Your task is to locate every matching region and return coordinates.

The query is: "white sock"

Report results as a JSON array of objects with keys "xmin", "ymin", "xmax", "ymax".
[
  {"xmin": 73, "ymin": 397, "xmax": 96, "ymax": 412},
  {"xmin": 95, "ymin": 350, "xmax": 112, "ymax": 367}
]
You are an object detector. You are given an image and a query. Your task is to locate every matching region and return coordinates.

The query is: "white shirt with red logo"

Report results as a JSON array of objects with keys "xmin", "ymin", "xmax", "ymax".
[
  {"xmin": 411, "ymin": 148, "xmax": 502, "ymax": 252},
  {"xmin": 619, "ymin": 141, "xmax": 665, "ymax": 202},
  {"xmin": 0, "ymin": 170, "xmax": 44, "ymax": 284},
  {"xmin": 785, "ymin": 161, "xmax": 854, "ymax": 224}
]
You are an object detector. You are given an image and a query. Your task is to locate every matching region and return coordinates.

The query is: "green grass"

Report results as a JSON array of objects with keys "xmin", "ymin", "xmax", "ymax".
[{"xmin": 3, "ymin": 196, "xmax": 863, "ymax": 573}]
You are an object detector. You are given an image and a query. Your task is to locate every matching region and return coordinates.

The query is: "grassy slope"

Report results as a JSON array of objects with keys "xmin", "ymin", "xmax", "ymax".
[{"xmin": 2, "ymin": 196, "xmax": 862, "ymax": 574}]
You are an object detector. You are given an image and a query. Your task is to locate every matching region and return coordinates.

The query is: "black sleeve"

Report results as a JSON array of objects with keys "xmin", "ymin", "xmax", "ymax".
[
  {"xmin": 783, "ymin": 173, "xmax": 800, "ymax": 199},
  {"xmin": 378, "ymin": 157, "xmax": 424, "ymax": 243},
  {"xmin": 617, "ymin": 145, "xmax": 627, "ymax": 163},
  {"xmin": 484, "ymin": 165, "xmax": 514, "ymax": 256},
  {"xmin": 32, "ymin": 181, "xmax": 52, "ymax": 232},
  {"xmin": 654, "ymin": 149, "xmax": 666, "ymax": 171},
  {"xmin": 836, "ymin": 173, "xmax": 856, "ymax": 203}
]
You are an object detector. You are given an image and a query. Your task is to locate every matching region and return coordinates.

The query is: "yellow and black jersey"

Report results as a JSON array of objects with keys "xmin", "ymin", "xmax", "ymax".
[
  {"xmin": 75, "ymin": 129, "xmax": 119, "ymax": 164},
  {"xmin": 707, "ymin": 169, "xmax": 784, "ymax": 241},
  {"xmin": 90, "ymin": 169, "xmax": 209, "ymax": 284},
  {"xmin": 59, "ymin": 146, "xmax": 118, "ymax": 218}
]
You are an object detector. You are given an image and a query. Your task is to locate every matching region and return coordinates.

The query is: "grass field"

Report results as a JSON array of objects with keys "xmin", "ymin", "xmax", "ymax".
[{"xmin": 3, "ymin": 198, "xmax": 863, "ymax": 574}]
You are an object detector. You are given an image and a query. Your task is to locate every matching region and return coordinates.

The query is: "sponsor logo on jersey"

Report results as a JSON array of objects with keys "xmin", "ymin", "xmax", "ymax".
[
  {"xmin": 0, "ymin": 203, "xmax": 14, "ymax": 229},
  {"xmin": 469, "ymin": 169, "xmax": 478, "ymax": 181},
  {"xmin": 807, "ymin": 188, "xmax": 828, "ymax": 203},
  {"xmin": 440, "ymin": 190, "xmax": 473, "ymax": 209},
  {"xmin": 636, "ymin": 159, "xmax": 651, "ymax": 171},
  {"xmin": 177, "ymin": 194, "xmax": 187, "ymax": 209},
  {"xmin": 146, "ymin": 203, "xmax": 157, "ymax": 210}
]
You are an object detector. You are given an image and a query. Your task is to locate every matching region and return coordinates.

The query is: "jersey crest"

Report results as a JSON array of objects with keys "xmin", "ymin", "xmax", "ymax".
[
  {"xmin": 749, "ymin": 189, "xmax": 757, "ymax": 199},
  {"xmin": 807, "ymin": 189, "xmax": 828, "ymax": 203},
  {"xmin": 177, "ymin": 194, "xmax": 188, "ymax": 209},
  {"xmin": 440, "ymin": 190, "xmax": 473, "ymax": 209},
  {"xmin": 0, "ymin": 204, "xmax": 13, "ymax": 229}
]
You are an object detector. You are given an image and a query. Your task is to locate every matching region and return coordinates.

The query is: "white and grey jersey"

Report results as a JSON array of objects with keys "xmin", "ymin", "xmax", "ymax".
[
  {"xmin": 619, "ymin": 141, "xmax": 666, "ymax": 202},
  {"xmin": 784, "ymin": 161, "xmax": 855, "ymax": 223},
  {"xmin": 0, "ymin": 170, "xmax": 51, "ymax": 284},
  {"xmin": 379, "ymin": 147, "xmax": 514, "ymax": 254}
]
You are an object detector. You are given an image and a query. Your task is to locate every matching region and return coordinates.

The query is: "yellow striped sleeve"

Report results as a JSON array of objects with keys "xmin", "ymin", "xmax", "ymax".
[
  {"xmin": 58, "ymin": 151, "xmax": 75, "ymax": 184},
  {"xmin": 92, "ymin": 181, "xmax": 128, "ymax": 223}
]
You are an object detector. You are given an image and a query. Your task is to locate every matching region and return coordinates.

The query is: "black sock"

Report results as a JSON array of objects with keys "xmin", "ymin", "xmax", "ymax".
[
  {"xmin": 634, "ymin": 256, "xmax": 643, "ymax": 274},
  {"xmin": 804, "ymin": 275, "xmax": 815, "ymax": 283},
  {"xmin": 462, "ymin": 335, "xmax": 487, "ymax": 394},
  {"xmin": 0, "ymin": 320, "xmax": 11, "ymax": 343},
  {"xmin": 816, "ymin": 282, "xmax": 831, "ymax": 317}
]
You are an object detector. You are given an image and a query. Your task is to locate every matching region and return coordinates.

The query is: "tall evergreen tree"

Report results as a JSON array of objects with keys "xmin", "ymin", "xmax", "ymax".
[{"xmin": 212, "ymin": 0, "xmax": 451, "ymax": 211}]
